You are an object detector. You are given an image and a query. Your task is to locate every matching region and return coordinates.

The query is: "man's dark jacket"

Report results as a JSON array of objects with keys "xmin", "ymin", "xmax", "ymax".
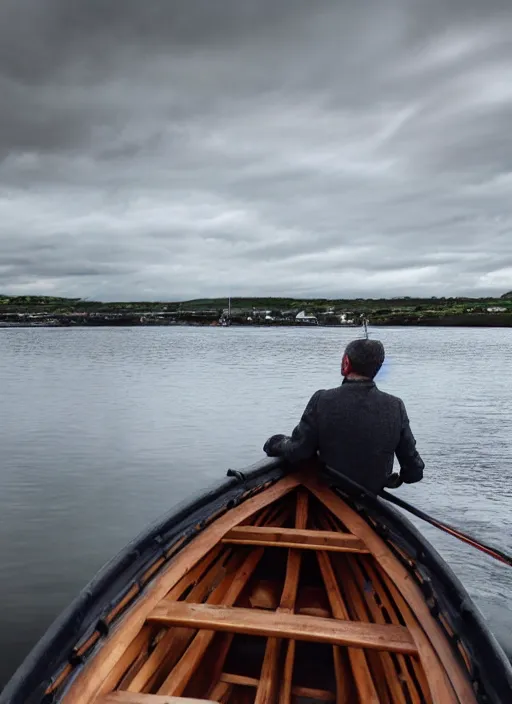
[{"xmin": 264, "ymin": 378, "xmax": 424, "ymax": 493}]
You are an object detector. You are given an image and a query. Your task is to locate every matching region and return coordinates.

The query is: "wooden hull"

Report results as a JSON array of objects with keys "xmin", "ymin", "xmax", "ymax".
[{"xmin": 2, "ymin": 460, "xmax": 511, "ymax": 704}]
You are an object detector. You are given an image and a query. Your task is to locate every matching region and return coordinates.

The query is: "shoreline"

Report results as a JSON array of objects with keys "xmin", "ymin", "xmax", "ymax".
[{"xmin": 2, "ymin": 318, "xmax": 512, "ymax": 329}]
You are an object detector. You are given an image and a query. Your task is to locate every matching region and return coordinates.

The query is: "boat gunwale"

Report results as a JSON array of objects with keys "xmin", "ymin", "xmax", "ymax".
[
  {"xmin": 321, "ymin": 465, "xmax": 512, "ymax": 704},
  {"xmin": 0, "ymin": 459, "xmax": 285, "ymax": 704},
  {"xmin": 1, "ymin": 459, "xmax": 511, "ymax": 704}
]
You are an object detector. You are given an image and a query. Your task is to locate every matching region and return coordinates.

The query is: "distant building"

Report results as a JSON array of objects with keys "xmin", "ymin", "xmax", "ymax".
[
  {"xmin": 296, "ymin": 311, "xmax": 318, "ymax": 324},
  {"xmin": 487, "ymin": 306, "xmax": 507, "ymax": 313}
]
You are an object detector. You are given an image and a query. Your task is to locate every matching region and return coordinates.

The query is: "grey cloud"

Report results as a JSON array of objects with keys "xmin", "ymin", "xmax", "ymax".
[{"xmin": 1, "ymin": 0, "xmax": 512, "ymax": 299}]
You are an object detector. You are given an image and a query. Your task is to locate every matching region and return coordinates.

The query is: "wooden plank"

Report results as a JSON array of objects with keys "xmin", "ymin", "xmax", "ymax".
[
  {"xmin": 101, "ymin": 694, "xmax": 216, "ymax": 703},
  {"xmin": 149, "ymin": 602, "xmax": 418, "ymax": 654},
  {"xmin": 125, "ymin": 550, "xmax": 234, "ymax": 693},
  {"xmin": 254, "ymin": 637, "xmax": 281, "ymax": 704},
  {"xmin": 316, "ymin": 550, "xmax": 379, "ymax": 704},
  {"xmin": 277, "ymin": 493, "xmax": 308, "ymax": 704},
  {"xmin": 222, "ymin": 526, "xmax": 368, "ymax": 553},
  {"xmin": 64, "ymin": 475, "xmax": 300, "ymax": 704},
  {"xmin": 160, "ymin": 498, "xmax": 294, "ymax": 698},
  {"xmin": 332, "ymin": 646, "xmax": 353, "ymax": 704},
  {"xmin": 219, "ymin": 673, "xmax": 336, "ymax": 701},
  {"xmin": 377, "ymin": 568, "xmax": 458, "ymax": 704},
  {"xmin": 157, "ymin": 548, "xmax": 264, "ymax": 696},
  {"xmin": 257, "ymin": 490, "xmax": 309, "ymax": 704},
  {"xmin": 99, "ymin": 545, "xmax": 226, "ymax": 694},
  {"xmin": 293, "ymin": 686, "xmax": 335, "ymax": 702},
  {"xmin": 345, "ymin": 556, "xmax": 407, "ymax": 704},
  {"xmin": 279, "ymin": 640, "xmax": 295, "ymax": 704},
  {"xmin": 95, "ymin": 626, "xmax": 155, "ymax": 696},
  {"xmin": 220, "ymin": 673, "xmax": 259, "ymax": 687},
  {"xmin": 205, "ymin": 633, "xmax": 236, "ymax": 700},
  {"xmin": 358, "ymin": 558, "xmax": 426, "ymax": 704},
  {"xmin": 208, "ymin": 681, "xmax": 232, "ymax": 702},
  {"xmin": 303, "ymin": 475, "xmax": 477, "ymax": 704}
]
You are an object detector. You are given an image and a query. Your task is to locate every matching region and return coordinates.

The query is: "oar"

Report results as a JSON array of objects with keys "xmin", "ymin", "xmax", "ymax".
[
  {"xmin": 380, "ymin": 489, "xmax": 512, "ymax": 567},
  {"xmin": 323, "ymin": 466, "xmax": 512, "ymax": 567}
]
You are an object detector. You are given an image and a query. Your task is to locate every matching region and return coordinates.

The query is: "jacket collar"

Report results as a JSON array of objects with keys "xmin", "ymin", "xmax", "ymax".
[{"xmin": 342, "ymin": 377, "xmax": 376, "ymax": 388}]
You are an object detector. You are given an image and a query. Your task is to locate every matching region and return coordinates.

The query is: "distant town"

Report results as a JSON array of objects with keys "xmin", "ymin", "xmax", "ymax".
[{"xmin": 1, "ymin": 292, "xmax": 511, "ymax": 327}]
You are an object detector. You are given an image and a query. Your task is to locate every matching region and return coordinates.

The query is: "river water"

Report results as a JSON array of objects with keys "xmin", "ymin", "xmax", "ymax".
[{"xmin": 0, "ymin": 326, "xmax": 511, "ymax": 687}]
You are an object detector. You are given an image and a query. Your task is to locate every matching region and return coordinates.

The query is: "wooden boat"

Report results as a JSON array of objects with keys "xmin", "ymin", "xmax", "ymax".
[{"xmin": 2, "ymin": 459, "xmax": 511, "ymax": 704}]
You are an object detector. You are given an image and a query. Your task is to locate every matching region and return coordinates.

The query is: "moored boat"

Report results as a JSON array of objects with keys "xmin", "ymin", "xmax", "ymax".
[{"xmin": 1, "ymin": 459, "xmax": 511, "ymax": 704}]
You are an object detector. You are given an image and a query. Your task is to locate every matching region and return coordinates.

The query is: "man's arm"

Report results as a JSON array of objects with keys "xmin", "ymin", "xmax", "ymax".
[
  {"xmin": 263, "ymin": 391, "xmax": 321, "ymax": 463},
  {"xmin": 394, "ymin": 399, "xmax": 425, "ymax": 484}
]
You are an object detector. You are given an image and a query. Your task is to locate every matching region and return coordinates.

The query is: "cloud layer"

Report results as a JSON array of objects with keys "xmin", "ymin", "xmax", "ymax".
[{"xmin": 1, "ymin": 0, "xmax": 512, "ymax": 299}]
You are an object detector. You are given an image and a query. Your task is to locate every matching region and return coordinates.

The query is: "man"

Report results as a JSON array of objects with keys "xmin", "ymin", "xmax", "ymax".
[{"xmin": 263, "ymin": 338, "xmax": 424, "ymax": 493}]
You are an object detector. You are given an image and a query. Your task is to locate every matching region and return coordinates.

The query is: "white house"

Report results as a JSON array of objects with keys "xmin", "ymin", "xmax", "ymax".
[
  {"xmin": 296, "ymin": 310, "xmax": 318, "ymax": 324},
  {"xmin": 487, "ymin": 306, "xmax": 507, "ymax": 313}
]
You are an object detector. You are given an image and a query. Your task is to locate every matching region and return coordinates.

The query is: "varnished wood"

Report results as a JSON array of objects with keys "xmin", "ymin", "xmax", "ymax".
[
  {"xmin": 157, "ymin": 549, "xmax": 264, "ymax": 696},
  {"xmin": 303, "ymin": 475, "xmax": 477, "ymax": 704},
  {"xmin": 205, "ymin": 633, "xmax": 236, "ymax": 700},
  {"xmin": 95, "ymin": 627, "xmax": 156, "ymax": 696},
  {"xmin": 278, "ymin": 491, "xmax": 310, "ymax": 704},
  {"xmin": 248, "ymin": 579, "xmax": 280, "ymax": 610},
  {"xmin": 295, "ymin": 585, "xmax": 331, "ymax": 618},
  {"xmin": 257, "ymin": 490, "xmax": 308, "ymax": 704},
  {"xmin": 149, "ymin": 602, "xmax": 418, "ymax": 654},
  {"xmin": 279, "ymin": 640, "xmax": 295, "ymax": 704},
  {"xmin": 344, "ymin": 556, "xmax": 407, "ymax": 704},
  {"xmin": 377, "ymin": 568, "xmax": 459, "ymax": 704},
  {"xmin": 332, "ymin": 646, "xmax": 354, "ymax": 704},
  {"xmin": 219, "ymin": 673, "xmax": 336, "ymax": 701},
  {"xmin": 60, "ymin": 476, "xmax": 478, "ymax": 704},
  {"xmin": 208, "ymin": 681, "xmax": 232, "ymax": 702},
  {"xmin": 356, "ymin": 558, "xmax": 425, "ymax": 704},
  {"xmin": 254, "ymin": 637, "xmax": 281, "ymax": 704},
  {"xmin": 65, "ymin": 475, "xmax": 300, "ymax": 704},
  {"xmin": 101, "ymin": 694, "xmax": 216, "ymax": 703},
  {"xmin": 220, "ymin": 673, "xmax": 259, "ymax": 687},
  {"xmin": 125, "ymin": 549, "xmax": 234, "ymax": 693},
  {"xmin": 292, "ymin": 686, "xmax": 336, "ymax": 702},
  {"xmin": 316, "ymin": 550, "xmax": 379, "ymax": 704},
  {"xmin": 222, "ymin": 526, "xmax": 368, "ymax": 552}
]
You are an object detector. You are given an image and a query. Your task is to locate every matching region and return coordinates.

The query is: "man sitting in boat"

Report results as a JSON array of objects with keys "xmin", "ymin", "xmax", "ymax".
[{"xmin": 263, "ymin": 338, "xmax": 424, "ymax": 493}]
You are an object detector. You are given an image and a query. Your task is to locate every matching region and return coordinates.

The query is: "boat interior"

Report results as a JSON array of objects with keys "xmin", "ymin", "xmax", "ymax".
[{"xmin": 51, "ymin": 473, "xmax": 478, "ymax": 704}]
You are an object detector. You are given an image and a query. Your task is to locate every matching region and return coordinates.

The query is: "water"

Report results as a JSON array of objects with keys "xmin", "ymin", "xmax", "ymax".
[{"xmin": 0, "ymin": 326, "xmax": 511, "ymax": 686}]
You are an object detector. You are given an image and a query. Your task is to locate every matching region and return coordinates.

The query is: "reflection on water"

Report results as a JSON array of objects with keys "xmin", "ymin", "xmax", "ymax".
[{"xmin": 0, "ymin": 325, "xmax": 511, "ymax": 684}]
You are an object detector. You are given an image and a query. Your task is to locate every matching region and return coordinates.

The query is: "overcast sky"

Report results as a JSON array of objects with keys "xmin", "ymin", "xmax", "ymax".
[{"xmin": 1, "ymin": 0, "xmax": 512, "ymax": 300}]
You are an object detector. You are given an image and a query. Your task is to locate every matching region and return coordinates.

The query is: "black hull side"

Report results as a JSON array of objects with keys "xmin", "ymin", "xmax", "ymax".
[{"xmin": 0, "ymin": 459, "xmax": 285, "ymax": 704}]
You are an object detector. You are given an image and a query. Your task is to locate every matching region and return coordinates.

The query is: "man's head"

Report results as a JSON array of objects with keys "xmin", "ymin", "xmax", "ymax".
[{"xmin": 341, "ymin": 339, "xmax": 385, "ymax": 380}]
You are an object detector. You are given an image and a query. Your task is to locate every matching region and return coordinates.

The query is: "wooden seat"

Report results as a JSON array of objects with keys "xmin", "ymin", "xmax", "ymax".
[
  {"xmin": 222, "ymin": 525, "xmax": 368, "ymax": 552},
  {"xmin": 148, "ymin": 601, "xmax": 418, "ymax": 655}
]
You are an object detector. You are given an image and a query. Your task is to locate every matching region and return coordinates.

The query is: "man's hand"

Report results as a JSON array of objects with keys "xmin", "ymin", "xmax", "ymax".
[
  {"xmin": 263, "ymin": 434, "xmax": 287, "ymax": 457},
  {"xmin": 385, "ymin": 472, "xmax": 403, "ymax": 489}
]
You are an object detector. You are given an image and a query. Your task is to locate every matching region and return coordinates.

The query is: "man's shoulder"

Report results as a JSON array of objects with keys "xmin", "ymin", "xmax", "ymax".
[
  {"xmin": 374, "ymin": 386, "xmax": 402, "ymax": 401},
  {"xmin": 373, "ymin": 385, "xmax": 403, "ymax": 403},
  {"xmin": 312, "ymin": 384, "xmax": 404, "ymax": 408}
]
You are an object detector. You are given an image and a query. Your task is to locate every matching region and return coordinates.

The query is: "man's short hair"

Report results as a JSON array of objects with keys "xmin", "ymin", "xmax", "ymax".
[{"xmin": 344, "ymin": 339, "xmax": 385, "ymax": 379}]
